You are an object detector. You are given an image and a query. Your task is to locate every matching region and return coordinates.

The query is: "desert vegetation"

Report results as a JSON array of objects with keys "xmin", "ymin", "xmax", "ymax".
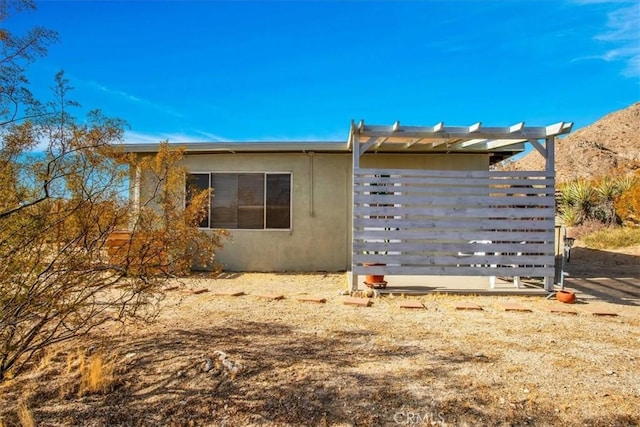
[
  {"xmin": 557, "ymin": 168, "xmax": 640, "ymax": 247},
  {"xmin": 1, "ymin": 273, "xmax": 639, "ymax": 426},
  {"xmin": 1, "ymin": 0, "xmax": 227, "ymax": 383},
  {"xmin": 1, "ymin": 2, "xmax": 638, "ymax": 426}
]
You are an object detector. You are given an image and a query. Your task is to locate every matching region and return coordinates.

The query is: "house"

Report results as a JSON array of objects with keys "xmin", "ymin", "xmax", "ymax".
[{"xmin": 124, "ymin": 120, "xmax": 572, "ymax": 292}]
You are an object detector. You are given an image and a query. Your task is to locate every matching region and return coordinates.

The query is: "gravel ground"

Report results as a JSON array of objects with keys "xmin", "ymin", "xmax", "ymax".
[{"xmin": 1, "ymin": 251, "xmax": 639, "ymax": 426}]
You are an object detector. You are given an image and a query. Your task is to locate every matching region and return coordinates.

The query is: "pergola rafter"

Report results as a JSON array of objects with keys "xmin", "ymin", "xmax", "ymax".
[
  {"xmin": 348, "ymin": 119, "xmax": 573, "ymax": 293},
  {"xmin": 350, "ymin": 120, "xmax": 572, "ymax": 160}
]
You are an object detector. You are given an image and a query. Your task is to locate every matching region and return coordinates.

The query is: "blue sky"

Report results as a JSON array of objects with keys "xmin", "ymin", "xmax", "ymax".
[{"xmin": 5, "ymin": 0, "xmax": 640, "ymax": 143}]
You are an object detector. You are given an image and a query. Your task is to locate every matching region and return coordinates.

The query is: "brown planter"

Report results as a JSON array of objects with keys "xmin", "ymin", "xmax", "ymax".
[
  {"xmin": 363, "ymin": 262, "xmax": 386, "ymax": 287},
  {"xmin": 366, "ymin": 274, "xmax": 385, "ymax": 284},
  {"xmin": 556, "ymin": 290, "xmax": 576, "ymax": 304},
  {"xmin": 105, "ymin": 231, "xmax": 168, "ymax": 273},
  {"xmin": 105, "ymin": 230, "xmax": 132, "ymax": 261}
]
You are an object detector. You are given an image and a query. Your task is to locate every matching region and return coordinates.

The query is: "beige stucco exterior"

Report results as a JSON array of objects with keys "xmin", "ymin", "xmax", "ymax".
[
  {"xmin": 146, "ymin": 152, "xmax": 488, "ymax": 272},
  {"xmin": 126, "ymin": 120, "xmax": 570, "ymax": 291}
]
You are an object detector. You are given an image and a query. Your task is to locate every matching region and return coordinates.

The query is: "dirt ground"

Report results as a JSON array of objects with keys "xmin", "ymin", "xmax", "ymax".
[
  {"xmin": 563, "ymin": 241, "xmax": 640, "ymax": 304},
  {"xmin": 1, "ymin": 245, "xmax": 639, "ymax": 427}
]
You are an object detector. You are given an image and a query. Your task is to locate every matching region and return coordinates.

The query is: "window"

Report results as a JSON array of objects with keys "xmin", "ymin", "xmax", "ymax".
[
  {"xmin": 186, "ymin": 173, "xmax": 210, "ymax": 228},
  {"xmin": 186, "ymin": 172, "xmax": 291, "ymax": 230}
]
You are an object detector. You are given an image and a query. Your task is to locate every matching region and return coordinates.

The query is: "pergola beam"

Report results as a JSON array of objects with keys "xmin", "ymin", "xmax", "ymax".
[
  {"xmin": 359, "ymin": 137, "xmax": 381, "ymax": 155},
  {"xmin": 485, "ymin": 139, "xmax": 526, "ymax": 150},
  {"xmin": 358, "ymin": 122, "xmax": 572, "ymax": 140},
  {"xmin": 510, "ymin": 122, "xmax": 525, "ymax": 133},
  {"xmin": 352, "ymin": 120, "xmax": 573, "ymax": 158},
  {"xmin": 528, "ymin": 139, "xmax": 548, "ymax": 159}
]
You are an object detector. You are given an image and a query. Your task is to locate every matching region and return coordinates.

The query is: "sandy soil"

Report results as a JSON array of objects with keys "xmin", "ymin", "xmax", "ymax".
[
  {"xmin": 1, "ymin": 247, "xmax": 639, "ymax": 427},
  {"xmin": 563, "ymin": 242, "xmax": 640, "ymax": 304}
]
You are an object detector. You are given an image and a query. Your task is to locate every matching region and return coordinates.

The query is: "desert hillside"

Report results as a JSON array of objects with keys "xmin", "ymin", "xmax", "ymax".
[{"xmin": 506, "ymin": 102, "xmax": 640, "ymax": 183}]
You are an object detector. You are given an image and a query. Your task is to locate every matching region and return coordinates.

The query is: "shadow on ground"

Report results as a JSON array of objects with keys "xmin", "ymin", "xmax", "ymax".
[
  {"xmin": 11, "ymin": 319, "xmax": 572, "ymax": 427},
  {"xmin": 563, "ymin": 247, "xmax": 640, "ymax": 306}
]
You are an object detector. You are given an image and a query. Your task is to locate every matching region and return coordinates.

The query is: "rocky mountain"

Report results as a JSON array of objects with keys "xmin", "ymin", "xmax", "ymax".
[{"xmin": 506, "ymin": 102, "xmax": 640, "ymax": 183}]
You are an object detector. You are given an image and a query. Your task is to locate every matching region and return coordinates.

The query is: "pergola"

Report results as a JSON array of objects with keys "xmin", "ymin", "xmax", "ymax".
[{"xmin": 349, "ymin": 120, "xmax": 573, "ymax": 292}]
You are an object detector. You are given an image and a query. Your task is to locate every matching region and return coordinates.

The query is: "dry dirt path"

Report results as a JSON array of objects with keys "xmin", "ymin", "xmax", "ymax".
[
  {"xmin": 563, "ymin": 243, "xmax": 640, "ymax": 305},
  {"xmin": 1, "ymin": 270, "xmax": 639, "ymax": 426}
]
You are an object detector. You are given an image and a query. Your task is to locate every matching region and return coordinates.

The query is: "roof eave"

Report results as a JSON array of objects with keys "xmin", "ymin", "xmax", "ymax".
[{"xmin": 121, "ymin": 141, "xmax": 350, "ymax": 154}]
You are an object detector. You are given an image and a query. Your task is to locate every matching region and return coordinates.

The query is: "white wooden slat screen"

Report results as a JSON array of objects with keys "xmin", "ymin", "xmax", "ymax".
[{"xmin": 353, "ymin": 168, "xmax": 556, "ymax": 277}]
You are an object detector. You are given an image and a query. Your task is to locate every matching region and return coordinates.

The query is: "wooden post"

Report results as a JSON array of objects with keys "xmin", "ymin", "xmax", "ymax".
[
  {"xmin": 544, "ymin": 136, "xmax": 555, "ymax": 292},
  {"xmin": 349, "ymin": 131, "xmax": 360, "ymax": 293},
  {"xmin": 129, "ymin": 163, "xmax": 141, "ymax": 230}
]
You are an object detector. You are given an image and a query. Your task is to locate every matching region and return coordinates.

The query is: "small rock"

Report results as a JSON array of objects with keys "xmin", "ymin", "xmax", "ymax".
[
  {"xmin": 202, "ymin": 357, "xmax": 214, "ymax": 372},
  {"xmin": 606, "ymin": 370, "xmax": 615, "ymax": 376}
]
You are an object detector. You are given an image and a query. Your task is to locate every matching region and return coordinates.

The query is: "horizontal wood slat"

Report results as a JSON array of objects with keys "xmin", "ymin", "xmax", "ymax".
[
  {"xmin": 354, "ymin": 254, "xmax": 556, "ymax": 265},
  {"xmin": 354, "ymin": 218, "xmax": 555, "ymax": 230},
  {"xmin": 355, "ymin": 230, "xmax": 555, "ymax": 241},
  {"xmin": 354, "ymin": 176, "xmax": 555, "ymax": 187},
  {"xmin": 353, "ymin": 242, "xmax": 553, "ymax": 253},
  {"xmin": 355, "ymin": 194, "xmax": 555, "ymax": 207},
  {"xmin": 354, "ymin": 184, "xmax": 554, "ymax": 196},
  {"xmin": 356, "ymin": 168, "xmax": 551, "ymax": 178},
  {"xmin": 354, "ymin": 265, "xmax": 555, "ymax": 277},
  {"xmin": 352, "ymin": 168, "xmax": 556, "ymax": 279},
  {"xmin": 357, "ymin": 206, "xmax": 554, "ymax": 218}
]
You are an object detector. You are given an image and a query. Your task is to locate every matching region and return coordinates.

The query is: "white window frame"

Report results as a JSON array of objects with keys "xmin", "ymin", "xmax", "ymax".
[{"xmin": 187, "ymin": 171, "xmax": 293, "ymax": 231}]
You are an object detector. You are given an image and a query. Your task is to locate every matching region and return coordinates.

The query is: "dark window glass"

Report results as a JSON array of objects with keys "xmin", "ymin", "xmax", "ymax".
[
  {"xmin": 211, "ymin": 174, "xmax": 239, "ymax": 228},
  {"xmin": 266, "ymin": 174, "xmax": 291, "ymax": 229},
  {"xmin": 197, "ymin": 172, "xmax": 292, "ymax": 230},
  {"xmin": 238, "ymin": 174, "xmax": 264, "ymax": 229},
  {"xmin": 186, "ymin": 173, "xmax": 210, "ymax": 228}
]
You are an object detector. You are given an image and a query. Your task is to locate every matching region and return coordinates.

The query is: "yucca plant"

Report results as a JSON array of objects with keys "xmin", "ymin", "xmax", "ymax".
[
  {"xmin": 615, "ymin": 173, "xmax": 637, "ymax": 193},
  {"xmin": 558, "ymin": 206, "xmax": 581, "ymax": 227},
  {"xmin": 558, "ymin": 180, "xmax": 595, "ymax": 225},
  {"xmin": 594, "ymin": 177, "xmax": 622, "ymax": 225}
]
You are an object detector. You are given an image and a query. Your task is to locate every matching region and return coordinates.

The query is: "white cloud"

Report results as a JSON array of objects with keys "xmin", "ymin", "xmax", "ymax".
[
  {"xmin": 572, "ymin": 0, "xmax": 632, "ymax": 4},
  {"xmin": 580, "ymin": 2, "xmax": 640, "ymax": 78},
  {"xmin": 123, "ymin": 130, "xmax": 231, "ymax": 144},
  {"xmin": 82, "ymin": 80, "xmax": 186, "ymax": 119},
  {"xmin": 123, "ymin": 129, "xmax": 347, "ymax": 144},
  {"xmin": 257, "ymin": 132, "xmax": 347, "ymax": 142}
]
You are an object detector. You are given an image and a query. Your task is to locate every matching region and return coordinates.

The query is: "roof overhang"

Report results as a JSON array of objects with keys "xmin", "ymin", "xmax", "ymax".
[
  {"xmin": 121, "ymin": 120, "xmax": 573, "ymax": 164},
  {"xmin": 349, "ymin": 120, "xmax": 573, "ymax": 163},
  {"xmin": 121, "ymin": 141, "xmax": 349, "ymax": 154}
]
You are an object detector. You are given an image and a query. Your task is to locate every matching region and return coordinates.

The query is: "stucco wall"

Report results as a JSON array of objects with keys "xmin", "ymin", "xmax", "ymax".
[
  {"xmin": 136, "ymin": 152, "xmax": 489, "ymax": 272},
  {"xmin": 360, "ymin": 153, "xmax": 488, "ymax": 170},
  {"xmin": 179, "ymin": 153, "xmax": 351, "ymax": 272}
]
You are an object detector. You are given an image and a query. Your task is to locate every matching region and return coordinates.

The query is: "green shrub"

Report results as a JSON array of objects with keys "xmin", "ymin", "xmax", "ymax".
[{"xmin": 558, "ymin": 180, "xmax": 595, "ymax": 226}]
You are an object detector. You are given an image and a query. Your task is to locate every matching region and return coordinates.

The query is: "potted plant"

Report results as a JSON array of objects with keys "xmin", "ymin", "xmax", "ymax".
[
  {"xmin": 363, "ymin": 258, "xmax": 387, "ymax": 287},
  {"xmin": 363, "ymin": 174, "xmax": 394, "ymax": 289},
  {"xmin": 556, "ymin": 289, "xmax": 576, "ymax": 304}
]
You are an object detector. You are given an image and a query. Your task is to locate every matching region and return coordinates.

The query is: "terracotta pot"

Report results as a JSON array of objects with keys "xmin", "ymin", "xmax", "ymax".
[
  {"xmin": 556, "ymin": 289, "xmax": 576, "ymax": 304},
  {"xmin": 366, "ymin": 274, "xmax": 385, "ymax": 284},
  {"xmin": 363, "ymin": 262, "xmax": 385, "ymax": 285}
]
